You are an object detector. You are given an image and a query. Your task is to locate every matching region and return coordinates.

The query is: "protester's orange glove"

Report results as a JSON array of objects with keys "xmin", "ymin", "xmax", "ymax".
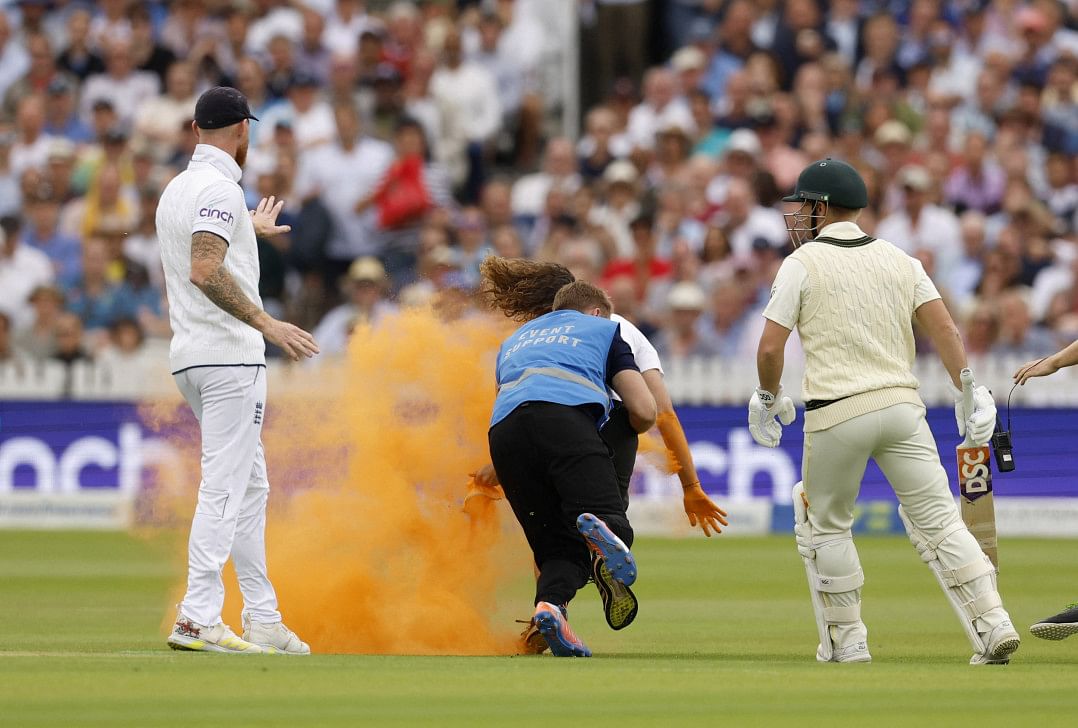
[
  {"xmin": 683, "ymin": 482, "xmax": 728, "ymax": 537},
  {"xmin": 472, "ymin": 463, "xmax": 500, "ymax": 488},
  {"xmin": 463, "ymin": 466, "xmax": 504, "ymax": 516}
]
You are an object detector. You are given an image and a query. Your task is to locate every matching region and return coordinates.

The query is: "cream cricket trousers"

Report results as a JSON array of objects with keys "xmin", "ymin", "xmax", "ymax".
[
  {"xmin": 175, "ymin": 365, "xmax": 281, "ymax": 627},
  {"xmin": 804, "ymin": 402, "xmax": 960, "ymax": 539},
  {"xmin": 802, "ymin": 402, "xmax": 1007, "ymax": 647}
]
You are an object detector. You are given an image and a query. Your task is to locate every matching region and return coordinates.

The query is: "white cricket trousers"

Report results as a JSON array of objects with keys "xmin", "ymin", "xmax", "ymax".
[{"xmin": 174, "ymin": 365, "xmax": 281, "ymax": 627}]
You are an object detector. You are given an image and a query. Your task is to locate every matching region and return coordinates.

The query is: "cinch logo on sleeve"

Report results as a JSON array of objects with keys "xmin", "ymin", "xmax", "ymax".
[{"xmin": 199, "ymin": 207, "xmax": 235, "ymax": 225}]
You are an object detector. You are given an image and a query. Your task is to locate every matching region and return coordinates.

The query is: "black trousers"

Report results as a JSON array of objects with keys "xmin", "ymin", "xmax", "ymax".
[
  {"xmin": 489, "ymin": 402, "xmax": 633, "ymax": 608},
  {"xmin": 600, "ymin": 403, "xmax": 639, "ymax": 511}
]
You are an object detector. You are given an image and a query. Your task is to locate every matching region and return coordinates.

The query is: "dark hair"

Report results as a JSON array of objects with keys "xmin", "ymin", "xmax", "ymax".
[
  {"xmin": 479, "ymin": 257, "xmax": 575, "ymax": 322},
  {"xmin": 552, "ymin": 281, "xmax": 612, "ymax": 316},
  {"xmin": 0, "ymin": 215, "xmax": 21, "ymax": 238},
  {"xmin": 394, "ymin": 115, "xmax": 431, "ymax": 161}
]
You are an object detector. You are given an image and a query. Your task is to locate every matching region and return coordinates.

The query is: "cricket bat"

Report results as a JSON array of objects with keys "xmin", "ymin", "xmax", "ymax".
[{"xmin": 957, "ymin": 368, "xmax": 997, "ymax": 567}]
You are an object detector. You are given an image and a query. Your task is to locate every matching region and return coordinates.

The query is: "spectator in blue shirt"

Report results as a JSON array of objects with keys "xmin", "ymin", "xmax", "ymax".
[
  {"xmin": 42, "ymin": 76, "xmax": 93, "ymax": 143},
  {"xmin": 23, "ymin": 194, "xmax": 82, "ymax": 289},
  {"xmin": 65, "ymin": 237, "xmax": 139, "ymax": 332}
]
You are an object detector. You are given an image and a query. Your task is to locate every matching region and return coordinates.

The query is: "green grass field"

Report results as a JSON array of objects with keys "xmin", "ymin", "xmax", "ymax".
[{"xmin": 1, "ymin": 531, "xmax": 1076, "ymax": 727}]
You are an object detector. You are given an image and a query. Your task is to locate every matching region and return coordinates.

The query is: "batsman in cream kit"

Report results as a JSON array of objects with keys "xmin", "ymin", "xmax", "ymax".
[
  {"xmin": 157, "ymin": 87, "xmax": 319, "ymax": 654},
  {"xmin": 750, "ymin": 158, "xmax": 1021, "ymax": 665}
]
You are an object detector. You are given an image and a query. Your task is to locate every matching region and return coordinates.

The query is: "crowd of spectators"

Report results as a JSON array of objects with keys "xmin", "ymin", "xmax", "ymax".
[{"xmin": 0, "ymin": 0, "xmax": 1076, "ymax": 376}]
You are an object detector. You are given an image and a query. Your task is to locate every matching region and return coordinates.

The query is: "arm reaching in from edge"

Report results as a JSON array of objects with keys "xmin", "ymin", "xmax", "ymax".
[
  {"xmin": 1014, "ymin": 340, "xmax": 1078, "ymax": 384},
  {"xmin": 643, "ymin": 370, "xmax": 728, "ymax": 536},
  {"xmin": 189, "ymin": 231, "xmax": 319, "ymax": 361}
]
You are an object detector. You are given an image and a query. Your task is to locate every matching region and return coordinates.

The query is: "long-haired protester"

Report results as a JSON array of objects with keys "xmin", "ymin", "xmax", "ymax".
[
  {"xmin": 487, "ymin": 279, "xmax": 656, "ymax": 657},
  {"xmin": 476, "ymin": 257, "xmax": 727, "ymax": 650}
]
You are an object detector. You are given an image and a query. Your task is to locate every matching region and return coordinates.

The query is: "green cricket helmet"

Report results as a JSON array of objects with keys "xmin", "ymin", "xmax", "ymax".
[{"xmin": 782, "ymin": 158, "xmax": 868, "ymax": 247}]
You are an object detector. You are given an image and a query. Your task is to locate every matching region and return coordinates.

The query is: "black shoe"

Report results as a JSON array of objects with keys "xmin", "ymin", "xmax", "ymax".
[
  {"xmin": 591, "ymin": 551, "xmax": 639, "ymax": 630},
  {"xmin": 1030, "ymin": 602, "xmax": 1078, "ymax": 640}
]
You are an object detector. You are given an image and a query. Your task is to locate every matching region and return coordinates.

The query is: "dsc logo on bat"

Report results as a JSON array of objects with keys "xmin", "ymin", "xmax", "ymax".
[{"xmin": 960, "ymin": 447, "xmax": 992, "ymax": 498}]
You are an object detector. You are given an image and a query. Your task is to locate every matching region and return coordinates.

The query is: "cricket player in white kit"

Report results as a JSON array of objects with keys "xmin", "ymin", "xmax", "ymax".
[
  {"xmin": 750, "ymin": 159, "xmax": 1020, "ymax": 665},
  {"xmin": 158, "ymin": 87, "xmax": 319, "ymax": 654}
]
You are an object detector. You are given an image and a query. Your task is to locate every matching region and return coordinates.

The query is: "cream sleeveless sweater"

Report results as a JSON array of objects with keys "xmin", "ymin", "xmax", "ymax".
[{"xmin": 788, "ymin": 232, "xmax": 926, "ymax": 431}]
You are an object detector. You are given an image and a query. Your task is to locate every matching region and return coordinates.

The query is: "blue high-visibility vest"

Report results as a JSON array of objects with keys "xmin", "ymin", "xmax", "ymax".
[{"xmin": 490, "ymin": 310, "xmax": 616, "ymax": 428}]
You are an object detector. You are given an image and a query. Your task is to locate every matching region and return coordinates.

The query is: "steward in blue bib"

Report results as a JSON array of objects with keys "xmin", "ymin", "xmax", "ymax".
[{"xmin": 491, "ymin": 309, "xmax": 620, "ymax": 428}]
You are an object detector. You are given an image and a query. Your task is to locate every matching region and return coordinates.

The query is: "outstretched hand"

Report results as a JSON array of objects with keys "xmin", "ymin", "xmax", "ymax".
[
  {"xmin": 250, "ymin": 196, "xmax": 292, "ymax": 237},
  {"xmin": 683, "ymin": 483, "xmax": 728, "ymax": 537},
  {"xmin": 1014, "ymin": 356, "xmax": 1058, "ymax": 385}
]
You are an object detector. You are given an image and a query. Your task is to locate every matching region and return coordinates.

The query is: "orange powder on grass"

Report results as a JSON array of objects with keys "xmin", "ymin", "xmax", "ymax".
[{"xmin": 151, "ymin": 307, "xmax": 530, "ymax": 654}]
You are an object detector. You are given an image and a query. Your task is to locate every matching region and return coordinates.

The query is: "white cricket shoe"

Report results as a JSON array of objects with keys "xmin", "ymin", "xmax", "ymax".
[
  {"xmin": 970, "ymin": 620, "xmax": 1020, "ymax": 665},
  {"xmin": 167, "ymin": 614, "xmax": 267, "ymax": 653},
  {"xmin": 817, "ymin": 640, "xmax": 872, "ymax": 663},
  {"xmin": 242, "ymin": 614, "xmax": 311, "ymax": 655}
]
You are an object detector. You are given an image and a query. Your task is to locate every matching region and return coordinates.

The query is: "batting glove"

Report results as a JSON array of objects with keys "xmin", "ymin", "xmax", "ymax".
[
  {"xmin": 748, "ymin": 387, "xmax": 796, "ymax": 448},
  {"xmin": 953, "ymin": 384, "xmax": 996, "ymax": 447}
]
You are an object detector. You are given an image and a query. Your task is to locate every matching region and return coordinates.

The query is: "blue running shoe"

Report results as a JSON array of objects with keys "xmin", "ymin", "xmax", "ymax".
[
  {"xmin": 577, "ymin": 513, "xmax": 637, "ymax": 587},
  {"xmin": 533, "ymin": 602, "xmax": 591, "ymax": 657}
]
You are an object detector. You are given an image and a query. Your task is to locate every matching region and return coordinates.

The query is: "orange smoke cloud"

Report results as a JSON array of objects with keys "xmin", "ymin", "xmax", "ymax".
[{"xmin": 148, "ymin": 308, "xmax": 531, "ymax": 654}]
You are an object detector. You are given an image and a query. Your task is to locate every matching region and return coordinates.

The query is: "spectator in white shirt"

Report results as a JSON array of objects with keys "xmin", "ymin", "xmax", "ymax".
[
  {"xmin": 79, "ymin": 36, "xmax": 160, "ymax": 126},
  {"xmin": 877, "ymin": 164, "xmax": 963, "ymax": 283},
  {"xmin": 511, "ymin": 138, "xmax": 581, "ymax": 219},
  {"xmin": 89, "ymin": 0, "xmax": 132, "ymax": 49},
  {"xmin": 322, "ymin": 0, "xmax": 381, "ymax": 57},
  {"xmin": 589, "ymin": 160, "xmax": 642, "ymax": 259},
  {"xmin": 469, "ymin": 8, "xmax": 543, "ymax": 167},
  {"xmin": 295, "ymin": 102, "xmax": 393, "ymax": 277},
  {"xmin": 927, "ymin": 21, "xmax": 983, "ymax": 105},
  {"xmin": 245, "ymin": 1, "xmax": 303, "ymax": 55},
  {"xmin": 10, "ymin": 94, "xmax": 54, "ymax": 179},
  {"xmin": 430, "ymin": 27, "xmax": 501, "ymax": 201},
  {"xmin": 0, "ymin": 216, "xmax": 54, "ymax": 331},
  {"xmin": 626, "ymin": 67, "xmax": 695, "ymax": 151},
  {"xmin": 0, "ymin": 12, "xmax": 29, "ymax": 101},
  {"xmin": 946, "ymin": 210, "xmax": 989, "ymax": 311},
  {"xmin": 0, "ymin": 132, "xmax": 20, "ymax": 218},
  {"xmin": 257, "ymin": 71, "xmax": 336, "ymax": 151},
  {"xmin": 133, "ymin": 60, "xmax": 198, "ymax": 153},
  {"xmin": 712, "ymin": 177, "xmax": 787, "ymax": 256}
]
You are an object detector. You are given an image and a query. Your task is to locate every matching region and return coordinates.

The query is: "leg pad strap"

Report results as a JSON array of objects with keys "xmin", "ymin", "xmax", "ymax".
[
  {"xmin": 822, "ymin": 604, "xmax": 862, "ymax": 624},
  {"xmin": 811, "ymin": 568, "xmax": 865, "ymax": 594},
  {"xmin": 938, "ymin": 557, "xmax": 994, "ymax": 588},
  {"xmin": 961, "ymin": 591, "xmax": 1003, "ymax": 622}
]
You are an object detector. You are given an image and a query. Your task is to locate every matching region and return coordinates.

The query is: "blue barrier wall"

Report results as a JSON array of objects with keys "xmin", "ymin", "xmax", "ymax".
[
  {"xmin": 674, "ymin": 405, "xmax": 1076, "ymax": 501},
  {"xmin": 0, "ymin": 400, "xmax": 1073, "ymax": 499}
]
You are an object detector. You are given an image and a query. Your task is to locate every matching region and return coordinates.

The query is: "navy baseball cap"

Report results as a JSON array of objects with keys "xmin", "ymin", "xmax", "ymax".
[{"xmin": 194, "ymin": 87, "xmax": 258, "ymax": 130}]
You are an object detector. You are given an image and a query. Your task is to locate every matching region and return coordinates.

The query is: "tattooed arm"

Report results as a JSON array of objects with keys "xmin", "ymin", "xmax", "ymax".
[
  {"xmin": 189, "ymin": 231, "xmax": 320, "ymax": 360},
  {"xmin": 189, "ymin": 231, "xmax": 266, "ymax": 327}
]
